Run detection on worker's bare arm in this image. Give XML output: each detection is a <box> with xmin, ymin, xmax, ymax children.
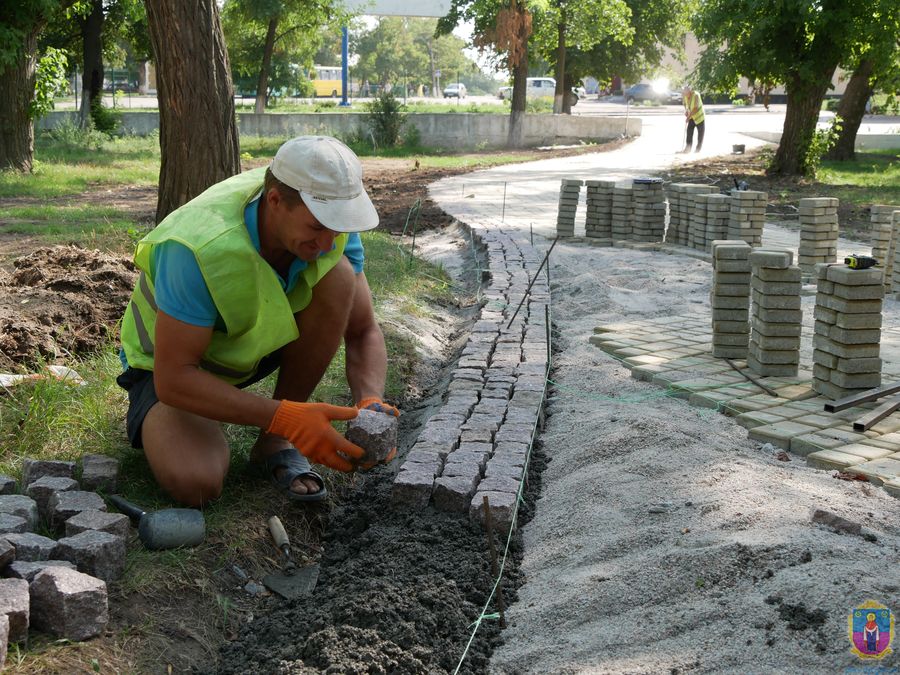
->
<box><xmin>153</xmin><ymin>311</ymin><xmax>280</xmax><ymax>429</ymax></box>
<box><xmin>344</xmin><ymin>272</ymin><xmax>387</xmax><ymax>404</ymax></box>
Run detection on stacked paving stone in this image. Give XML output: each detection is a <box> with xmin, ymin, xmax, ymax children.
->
<box><xmin>703</xmin><ymin>194</ymin><xmax>731</xmax><ymax>251</ymax></box>
<box><xmin>667</xmin><ymin>184</ymin><xmax>716</xmax><ymax>246</ymax></box>
<box><xmin>630</xmin><ymin>178</ymin><xmax>666</xmax><ymax>243</ymax></box>
<box><xmin>611</xmin><ymin>184</ymin><xmax>633</xmax><ymax>241</ymax></box>
<box><xmin>812</xmin><ymin>263</ymin><xmax>884</xmax><ymax>400</ymax></box>
<box><xmin>748</xmin><ymin>249</ymin><xmax>802</xmax><ymax>377</ymax></box>
<box><xmin>710</xmin><ymin>240</ymin><xmax>752</xmax><ymax>358</ymax></box>
<box><xmin>555</xmin><ymin>178</ymin><xmax>583</xmax><ymax>238</ymax></box>
<box><xmin>870</xmin><ymin>205</ymin><xmax>898</xmax><ymax>293</ymax></box>
<box><xmin>727</xmin><ymin>190</ymin><xmax>767</xmax><ymax>246</ymax></box>
<box><xmin>0</xmin><ymin>456</ymin><xmax>122</xmax><ymax>659</ymax></box>
<box><xmin>797</xmin><ymin>197</ymin><xmax>839</xmax><ymax>277</ymax></box>
<box><xmin>891</xmin><ymin>211</ymin><xmax>900</xmax><ymax>296</ymax></box>
<box><xmin>393</xmin><ymin>223</ymin><xmax>548</xmax><ymax>530</ymax></box>
<box><xmin>584</xmin><ymin>178</ymin><xmax>615</xmax><ymax>243</ymax></box>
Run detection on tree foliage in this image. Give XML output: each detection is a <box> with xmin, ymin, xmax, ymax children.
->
<box><xmin>565</xmin><ymin>0</ymin><xmax>690</xmax><ymax>89</ymax></box>
<box><xmin>530</xmin><ymin>0</ymin><xmax>631</xmax><ymax>112</ymax></box>
<box><xmin>222</xmin><ymin>0</ymin><xmax>345</xmax><ymax>109</ymax></box>
<box><xmin>693</xmin><ymin>0</ymin><xmax>900</xmax><ymax>175</ymax></box>
<box><xmin>353</xmin><ymin>17</ymin><xmax>478</xmax><ymax>93</ymax></box>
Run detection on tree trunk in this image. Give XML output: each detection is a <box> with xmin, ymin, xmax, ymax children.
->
<box><xmin>506</xmin><ymin>0</ymin><xmax>529</xmax><ymax>148</ymax></box>
<box><xmin>145</xmin><ymin>0</ymin><xmax>241</xmax><ymax>223</ymax></box>
<box><xmin>254</xmin><ymin>16</ymin><xmax>278</xmax><ymax>114</ymax></box>
<box><xmin>508</xmin><ymin>59</ymin><xmax>528</xmax><ymax>147</ymax></box>
<box><xmin>79</xmin><ymin>0</ymin><xmax>105</xmax><ymax>128</ymax></box>
<box><xmin>552</xmin><ymin>7</ymin><xmax>566</xmax><ymax>115</ymax></box>
<box><xmin>769</xmin><ymin>67</ymin><xmax>836</xmax><ymax>176</ymax></box>
<box><xmin>824</xmin><ymin>58</ymin><xmax>875</xmax><ymax>162</ymax></box>
<box><xmin>561</xmin><ymin>72</ymin><xmax>574</xmax><ymax>115</ymax></box>
<box><xmin>0</xmin><ymin>28</ymin><xmax>40</xmax><ymax>172</ymax></box>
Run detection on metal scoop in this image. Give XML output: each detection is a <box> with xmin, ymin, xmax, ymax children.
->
<box><xmin>262</xmin><ymin>515</ymin><xmax>319</xmax><ymax>600</ymax></box>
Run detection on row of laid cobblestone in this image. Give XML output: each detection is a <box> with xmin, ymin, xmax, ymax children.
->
<box><xmin>392</xmin><ymin>220</ymin><xmax>549</xmax><ymax>529</ymax></box>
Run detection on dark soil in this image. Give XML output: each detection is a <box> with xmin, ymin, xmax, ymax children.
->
<box><xmin>0</xmin><ymin>245</ymin><xmax>136</xmax><ymax>370</ymax></box>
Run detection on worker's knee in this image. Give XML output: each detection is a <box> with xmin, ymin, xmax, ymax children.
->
<box><xmin>158</xmin><ymin>466</ymin><xmax>226</xmax><ymax>508</ymax></box>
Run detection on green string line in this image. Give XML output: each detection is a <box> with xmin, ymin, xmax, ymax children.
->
<box><xmin>454</xmin><ymin>305</ymin><xmax>553</xmax><ymax>674</ymax></box>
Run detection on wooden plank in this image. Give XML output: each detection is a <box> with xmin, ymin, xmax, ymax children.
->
<box><xmin>852</xmin><ymin>395</ymin><xmax>900</xmax><ymax>432</ymax></box>
<box><xmin>823</xmin><ymin>381</ymin><xmax>900</xmax><ymax>413</ymax></box>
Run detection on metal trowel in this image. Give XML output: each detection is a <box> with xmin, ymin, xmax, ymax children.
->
<box><xmin>262</xmin><ymin>515</ymin><xmax>319</xmax><ymax>600</ymax></box>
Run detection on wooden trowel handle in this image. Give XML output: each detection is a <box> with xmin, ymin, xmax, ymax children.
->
<box><xmin>268</xmin><ymin>516</ymin><xmax>290</xmax><ymax>550</ymax></box>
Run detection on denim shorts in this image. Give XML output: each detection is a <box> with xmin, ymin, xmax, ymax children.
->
<box><xmin>116</xmin><ymin>351</ymin><xmax>282</xmax><ymax>449</ymax></box>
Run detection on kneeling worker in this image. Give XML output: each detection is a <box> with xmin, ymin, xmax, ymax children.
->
<box><xmin>117</xmin><ymin>136</ymin><xmax>398</xmax><ymax>507</ymax></box>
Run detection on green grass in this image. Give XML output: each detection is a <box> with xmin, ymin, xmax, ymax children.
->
<box><xmin>0</xmin><ymin>132</ymin><xmax>160</xmax><ymax>198</ymax></box>
<box><xmin>0</xmin><ymin>203</ymin><xmax>149</xmax><ymax>250</ymax></box>
<box><xmin>816</xmin><ymin>150</ymin><xmax>900</xmax><ymax>206</ymax></box>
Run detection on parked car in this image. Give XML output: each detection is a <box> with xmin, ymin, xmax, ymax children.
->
<box><xmin>498</xmin><ymin>78</ymin><xmax>582</xmax><ymax>105</ymax></box>
<box><xmin>624</xmin><ymin>83</ymin><xmax>679</xmax><ymax>104</ymax></box>
<box><xmin>443</xmin><ymin>83</ymin><xmax>467</xmax><ymax>98</ymax></box>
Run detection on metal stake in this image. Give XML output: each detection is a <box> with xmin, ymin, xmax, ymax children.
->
<box><xmin>482</xmin><ymin>496</ymin><xmax>506</xmax><ymax>628</ymax></box>
<box><xmin>530</xmin><ymin>223</ymin><xmax>533</xmax><ymax>245</ymax></box>
<box><xmin>506</xmin><ymin>238</ymin><xmax>558</xmax><ymax>330</ymax></box>
<box><xmin>501</xmin><ymin>181</ymin><xmax>508</xmax><ymax>222</ymax></box>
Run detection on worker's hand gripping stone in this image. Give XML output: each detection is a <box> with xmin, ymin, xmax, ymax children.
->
<box><xmin>347</xmin><ymin>399</ymin><xmax>400</xmax><ymax>469</ymax></box>
<box><xmin>267</xmin><ymin>401</ymin><xmax>365</xmax><ymax>472</ymax></box>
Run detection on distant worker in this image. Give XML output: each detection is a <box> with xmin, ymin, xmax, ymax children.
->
<box><xmin>681</xmin><ymin>84</ymin><xmax>705</xmax><ymax>153</ymax></box>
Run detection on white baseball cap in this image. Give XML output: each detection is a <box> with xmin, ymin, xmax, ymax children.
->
<box><xmin>270</xmin><ymin>136</ymin><xmax>379</xmax><ymax>233</ymax></box>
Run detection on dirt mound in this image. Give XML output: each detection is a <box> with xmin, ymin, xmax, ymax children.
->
<box><xmin>0</xmin><ymin>245</ymin><xmax>136</xmax><ymax>369</ymax></box>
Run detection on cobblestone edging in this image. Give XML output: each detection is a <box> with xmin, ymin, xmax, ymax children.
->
<box><xmin>391</xmin><ymin>219</ymin><xmax>550</xmax><ymax>529</ymax></box>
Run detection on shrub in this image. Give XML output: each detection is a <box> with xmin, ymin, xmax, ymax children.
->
<box><xmin>365</xmin><ymin>91</ymin><xmax>406</xmax><ymax>148</ymax></box>
<box><xmin>90</xmin><ymin>99</ymin><xmax>121</xmax><ymax>134</ymax></box>
<box><xmin>801</xmin><ymin>115</ymin><xmax>843</xmax><ymax>178</ymax></box>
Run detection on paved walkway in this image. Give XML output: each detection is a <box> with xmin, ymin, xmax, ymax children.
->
<box><xmin>428</xmin><ymin>126</ymin><xmax>900</xmax><ymax>497</ymax></box>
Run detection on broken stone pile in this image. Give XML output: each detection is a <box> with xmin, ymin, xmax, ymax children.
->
<box><xmin>710</xmin><ymin>240</ymin><xmax>752</xmax><ymax>359</ymax></box>
<box><xmin>797</xmin><ymin>197</ymin><xmax>839</xmax><ymax>277</ymax></box>
<box><xmin>611</xmin><ymin>184</ymin><xmax>633</xmax><ymax>241</ymax></box>
<box><xmin>555</xmin><ymin>178</ymin><xmax>583</xmax><ymax>238</ymax></box>
<box><xmin>392</xmin><ymin>222</ymin><xmax>547</xmax><ymax>531</ymax></box>
<box><xmin>813</xmin><ymin>263</ymin><xmax>884</xmax><ymax>400</ymax></box>
<box><xmin>727</xmin><ymin>189</ymin><xmax>767</xmax><ymax>246</ymax></box>
<box><xmin>870</xmin><ymin>205</ymin><xmax>899</xmax><ymax>294</ymax></box>
<box><xmin>0</xmin><ymin>455</ymin><xmax>123</xmax><ymax>662</ymax></box>
<box><xmin>584</xmin><ymin>178</ymin><xmax>615</xmax><ymax>244</ymax></box>
<box><xmin>748</xmin><ymin>249</ymin><xmax>802</xmax><ymax>377</ymax></box>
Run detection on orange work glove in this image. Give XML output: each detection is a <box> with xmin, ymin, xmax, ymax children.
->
<box><xmin>267</xmin><ymin>401</ymin><xmax>365</xmax><ymax>472</ymax></box>
<box><xmin>357</xmin><ymin>396</ymin><xmax>400</xmax><ymax>418</ymax></box>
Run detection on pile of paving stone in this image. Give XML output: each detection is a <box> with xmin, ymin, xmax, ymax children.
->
<box><xmin>630</xmin><ymin>178</ymin><xmax>666</xmax><ymax>243</ymax></box>
<box><xmin>870</xmin><ymin>205</ymin><xmax>899</xmax><ymax>294</ymax></box>
<box><xmin>812</xmin><ymin>263</ymin><xmax>884</xmax><ymax>400</ymax></box>
<box><xmin>727</xmin><ymin>189</ymin><xmax>767</xmax><ymax>246</ymax></box>
<box><xmin>797</xmin><ymin>197</ymin><xmax>839</xmax><ymax>277</ymax></box>
<box><xmin>0</xmin><ymin>455</ymin><xmax>123</xmax><ymax>664</ymax></box>
<box><xmin>691</xmin><ymin>193</ymin><xmax>730</xmax><ymax>252</ymax></box>
<box><xmin>611</xmin><ymin>184</ymin><xmax>633</xmax><ymax>241</ymax></box>
<box><xmin>392</xmin><ymin>221</ymin><xmax>548</xmax><ymax>530</ymax></box>
<box><xmin>555</xmin><ymin>179</ymin><xmax>583</xmax><ymax>238</ymax></box>
<box><xmin>667</xmin><ymin>183</ymin><xmax>715</xmax><ymax>247</ymax></box>
<box><xmin>710</xmin><ymin>240</ymin><xmax>752</xmax><ymax>359</ymax></box>
<box><xmin>584</xmin><ymin>179</ymin><xmax>615</xmax><ymax>244</ymax></box>
<box><xmin>748</xmin><ymin>249</ymin><xmax>803</xmax><ymax>377</ymax></box>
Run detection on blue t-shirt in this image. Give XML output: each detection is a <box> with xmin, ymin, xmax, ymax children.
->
<box><xmin>121</xmin><ymin>196</ymin><xmax>364</xmax><ymax>366</ymax></box>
